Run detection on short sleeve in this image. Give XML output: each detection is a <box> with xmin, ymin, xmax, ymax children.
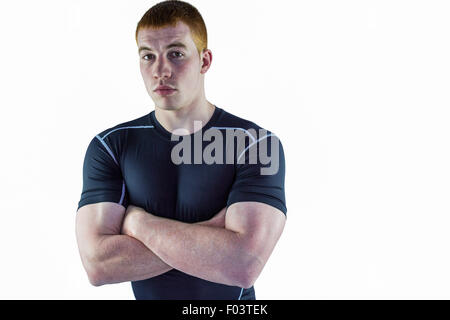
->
<box><xmin>226</xmin><ymin>134</ymin><xmax>287</xmax><ymax>215</ymax></box>
<box><xmin>77</xmin><ymin>136</ymin><xmax>128</xmax><ymax>211</ymax></box>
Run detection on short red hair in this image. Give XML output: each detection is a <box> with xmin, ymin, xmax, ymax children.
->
<box><xmin>135</xmin><ymin>0</ymin><xmax>208</xmax><ymax>57</ymax></box>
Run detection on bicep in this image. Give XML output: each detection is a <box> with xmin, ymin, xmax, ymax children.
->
<box><xmin>75</xmin><ymin>202</ymin><xmax>126</xmax><ymax>259</ymax></box>
<box><xmin>77</xmin><ymin>136</ymin><xmax>128</xmax><ymax>210</ymax></box>
<box><xmin>225</xmin><ymin>201</ymin><xmax>286</xmax><ymax>261</ymax></box>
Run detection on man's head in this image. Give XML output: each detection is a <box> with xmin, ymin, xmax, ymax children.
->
<box><xmin>135</xmin><ymin>0</ymin><xmax>212</xmax><ymax>111</ymax></box>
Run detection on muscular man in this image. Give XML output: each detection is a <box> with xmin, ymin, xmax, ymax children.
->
<box><xmin>75</xmin><ymin>0</ymin><xmax>287</xmax><ymax>300</ymax></box>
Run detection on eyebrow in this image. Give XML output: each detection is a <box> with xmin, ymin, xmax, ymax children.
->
<box><xmin>138</xmin><ymin>41</ymin><xmax>187</xmax><ymax>54</ymax></box>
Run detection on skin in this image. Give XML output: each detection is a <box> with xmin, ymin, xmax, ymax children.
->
<box><xmin>122</xmin><ymin>202</ymin><xmax>286</xmax><ymax>288</ymax></box>
<box><xmin>76</xmin><ymin>21</ymin><xmax>286</xmax><ymax>289</ymax></box>
<box><xmin>137</xmin><ymin>21</ymin><xmax>215</xmax><ymax>134</ymax></box>
<box><xmin>75</xmin><ymin>202</ymin><xmax>225</xmax><ymax>286</ymax></box>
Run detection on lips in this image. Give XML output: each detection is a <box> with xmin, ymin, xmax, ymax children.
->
<box><xmin>154</xmin><ymin>85</ymin><xmax>175</xmax><ymax>91</ymax></box>
<box><xmin>154</xmin><ymin>85</ymin><xmax>177</xmax><ymax>96</ymax></box>
<box><xmin>155</xmin><ymin>88</ymin><xmax>177</xmax><ymax>96</ymax></box>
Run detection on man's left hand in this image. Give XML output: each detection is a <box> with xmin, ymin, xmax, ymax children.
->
<box><xmin>121</xmin><ymin>205</ymin><xmax>147</xmax><ymax>237</ymax></box>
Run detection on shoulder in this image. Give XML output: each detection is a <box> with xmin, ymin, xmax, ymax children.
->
<box><xmin>95</xmin><ymin>113</ymin><xmax>152</xmax><ymax>141</ymax></box>
<box><xmin>215</xmin><ymin>107</ymin><xmax>283</xmax><ymax>146</ymax></box>
<box><xmin>84</xmin><ymin>113</ymin><xmax>153</xmax><ymax>157</ymax></box>
<box><xmin>216</xmin><ymin>107</ymin><xmax>262</xmax><ymax>130</ymax></box>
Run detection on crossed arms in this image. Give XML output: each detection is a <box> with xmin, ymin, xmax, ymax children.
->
<box><xmin>75</xmin><ymin>201</ymin><xmax>286</xmax><ymax>288</ymax></box>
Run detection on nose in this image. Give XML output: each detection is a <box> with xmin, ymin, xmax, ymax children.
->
<box><xmin>153</xmin><ymin>56</ymin><xmax>172</xmax><ymax>80</ymax></box>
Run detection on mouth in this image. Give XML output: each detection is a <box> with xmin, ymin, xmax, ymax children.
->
<box><xmin>155</xmin><ymin>89</ymin><xmax>177</xmax><ymax>96</ymax></box>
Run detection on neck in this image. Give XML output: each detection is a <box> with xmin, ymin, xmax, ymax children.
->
<box><xmin>154</xmin><ymin>100</ymin><xmax>216</xmax><ymax>135</ymax></box>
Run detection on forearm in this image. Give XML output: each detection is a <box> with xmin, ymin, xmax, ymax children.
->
<box><xmin>131</xmin><ymin>216</ymin><xmax>257</xmax><ymax>287</ymax></box>
<box><xmin>88</xmin><ymin>234</ymin><xmax>172</xmax><ymax>286</ymax></box>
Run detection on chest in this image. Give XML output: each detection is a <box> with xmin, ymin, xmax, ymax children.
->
<box><xmin>121</xmin><ymin>137</ymin><xmax>235</xmax><ymax>222</ymax></box>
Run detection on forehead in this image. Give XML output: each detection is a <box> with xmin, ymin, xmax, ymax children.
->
<box><xmin>137</xmin><ymin>21</ymin><xmax>194</xmax><ymax>48</ymax></box>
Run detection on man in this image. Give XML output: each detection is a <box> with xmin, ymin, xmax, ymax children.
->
<box><xmin>76</xmin><ymin>0</ymin><xmax>287</xmax><ymax>300</ymax></box>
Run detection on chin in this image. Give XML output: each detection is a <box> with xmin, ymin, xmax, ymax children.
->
<box><xmin>155</xmin><ymin>103</ymin><xmax>181</xmax><ymax>111</ymax></box>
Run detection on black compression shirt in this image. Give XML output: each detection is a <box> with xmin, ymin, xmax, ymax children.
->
<box><xmin>77</xmin><ymin>105</ymin><xmax>287</xmax><ymax>300</ymax></box>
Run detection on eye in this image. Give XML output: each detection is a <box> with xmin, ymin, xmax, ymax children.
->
<box><xmin>170</xmin><ymin>51</ymin><xmax>184</xmax><ymax>58</ymax></box>
<box><xmin>141</xmin><ymin>51</ymin><xmax>184</xmax><ymax>61</ymax></box>
<box><xmin>142</xmin><ymin>54</ymin><xmax>154</xmax><ymax>61</ymax></box>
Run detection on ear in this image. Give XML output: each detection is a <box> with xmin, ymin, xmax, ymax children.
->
<box><xmin>200</xmin><ymin>49</ymin><xmax>213</xmax><ymax>74</ymax></box>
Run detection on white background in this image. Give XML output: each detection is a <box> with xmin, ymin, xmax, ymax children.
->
<box><xmin>0</xmin><ymin>0</ymin><xmax>449</xmax><ymax>299</ymax></box>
